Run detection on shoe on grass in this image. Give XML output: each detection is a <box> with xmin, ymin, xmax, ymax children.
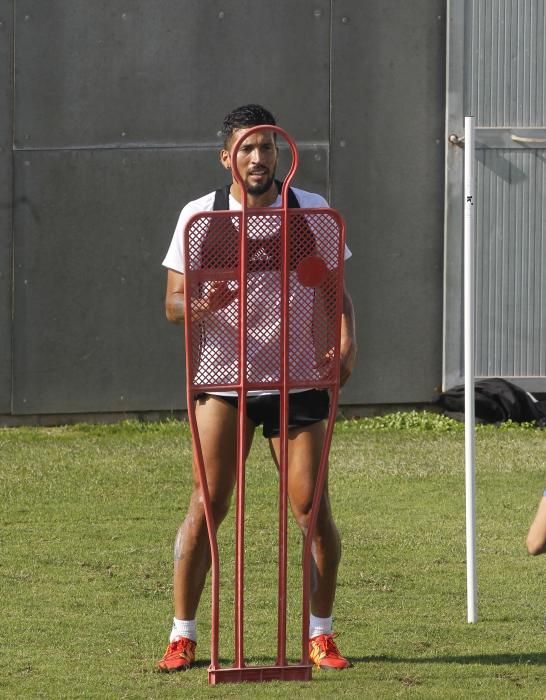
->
<box><xmin>156</xmin><ymin>636</ymin><xmax>196</xmax><ymax>672</ymax></box>
<box><xmin>309</xmin><ymin>632</ymin><xmax>351</xmax><ymax>670</ymax></box>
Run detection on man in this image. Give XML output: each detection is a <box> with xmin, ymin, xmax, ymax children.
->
<box><xmin>158</xmin><ymin>104</ymin><xmax>357</xmax><ymax>672</ymax></box>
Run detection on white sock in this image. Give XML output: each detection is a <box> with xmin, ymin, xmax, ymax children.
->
<box><xmin>309</xmin><ymin>614</ymin><xmax>333</xmax><ymax>639</ymax></box>
<box><xmin>170</xmin><ymin>617</ymin><xmax>197</xmax><ymax>643</ymax></box>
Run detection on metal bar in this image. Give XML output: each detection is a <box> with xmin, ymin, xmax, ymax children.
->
<box><xmin>274</xmin><ymin>137</ymin><xmax>299</xmax><ymax>667</ymax></box>
<box><xmin>186</xmin><ymin>398</ymin><xmax>221</xmax><ymax>667</ymax></box>
<box><xmin>12</xmin><ymin>140</ymin><xmax>330</xmax><ymax>153</ymax></box>
<box><xmin>184</xmin><ymin>379</ymin><xmax>338</xmax><ymax>393</ymax></box>
<box><xmin>464</xmin><ymin>115</ymin><xmax>478</xmax><ymax>624</ymax></box>
<box><xmin>300</xmin><ymin>223</ymin><xmax>346</xmax><ymax>660</ymax></box>
<box><xmin>234</xmin><ymin>393</ymin><xmax>247</xmax><ymax>668</ymax></box>
<box><xmin>448</xmin><ymin>129</ymin><xmax>546</xmax><ymax>149</ymax></box>
<box><xmin>183</xmin><ymin>273</ymin><xmax>221</xmax><ymax>669</ymax></box>
<box><xmin>276</xmin><ymin>186</ymin><xmax>290</xmax><ymax>667</ymax></box>
<box><xmin>511</xmin><ymin>134</ymin><xmax>546</xmax><ymax>144</ymax></box>
<box><xmin>301</xmin><ymin>384</ymin><xmax>339</xmax><ymax>659</ymax></box>
<box><xmin>233</xmin><ymin>160</ymin><xmax>249</xmax><ymax>671</ymax></box>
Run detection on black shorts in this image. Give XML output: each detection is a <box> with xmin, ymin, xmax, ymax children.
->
<box><xmin>196</xmin><ymin>389</ymin><xmax>330</xmax><ymax>438</ymax></box>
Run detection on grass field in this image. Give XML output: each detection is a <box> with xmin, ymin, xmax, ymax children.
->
<box><xmin>1</xmin><ymin>413</ymin><xmax>544</xmax><ymax>699</ymax></box>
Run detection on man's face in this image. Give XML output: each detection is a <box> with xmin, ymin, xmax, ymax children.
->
<box><xmin>224</xmin><ymin>128</ymin><xmax>278</xmax><ymax>196</ymax></box>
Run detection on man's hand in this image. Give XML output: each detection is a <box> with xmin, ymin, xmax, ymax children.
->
<box><xmin>315</xmin><ymin>340</ymin><xmax>356</xmax><ymax>386</ymax></box>
<box><xmin>166</xmin><ymin>270</ymin><xmax>238</xmax><ymax>324</ymax></box>
<box><xmin>191</xmin><ymin>281</ymin><xmax>238</xmax><ymax>321</ymax></box>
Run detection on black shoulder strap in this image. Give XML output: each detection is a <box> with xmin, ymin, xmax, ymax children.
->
<box><xmin>213</xmin><ymin>184</ymin><xmax>231</xmax><ymax>211</ymax></box>
<box><xmin>281</xmin><ymin>180</ymin><xmax>301</xmax><ymax>209</ymax></box>
<box><xmin>212</xmin><ymin>180</ymin><xmax>300</xmax><ymax>211</ymax></box>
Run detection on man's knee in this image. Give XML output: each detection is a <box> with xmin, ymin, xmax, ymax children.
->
<box><xmin>291</xmin><ymin>497</ymin><xmax>316</xmax><ymax>532</ymax></box>
<box><xmin>209</xmin><ymin>492</ymin><xmax>232</xmax><ymax>524</ymax></box>
<box><xmin>292</xmin><ymin>500</ymin><xmax>338</xmax><ymax>541</ymax></box>
<box><xmin>188</xmin><ymin>487</ymin><xmax>232</xmax><ymax>528</ymax></box>
<box><xmin>290</xmin><ymin>488</ymin><xmax>329</xmax><ymax>525</ymax></box>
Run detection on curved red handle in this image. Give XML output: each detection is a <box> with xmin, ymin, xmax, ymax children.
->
<box><xmin>229</xmin><ymin>124</ymin><xmax>299</xmax><ymax>209</ymax></box>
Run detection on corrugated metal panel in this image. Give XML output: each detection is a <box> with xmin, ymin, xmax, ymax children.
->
<box><xmin>475</xmin><ymin>148</ymin><xmax>546</xmax><ymax>377</ymax></box>
<box><xmin>445</xmin><ymin>0</ymin><xmax>546</xmax><ymax>389</ymax></box>
<box><xmin>466</xmin><ymin>0</ymin><xmax>546</xmax><ymax>126</ymax></box>
<box><xmin>469</xmin><ymin>0</ymin><xmax>546</xmax><ymax>381</ymax></box>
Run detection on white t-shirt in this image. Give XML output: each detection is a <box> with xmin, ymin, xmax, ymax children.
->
<box><xmin>163</xmin><ymin>187</ymin><xmax>351</xmax><ymax>395</ymax></box>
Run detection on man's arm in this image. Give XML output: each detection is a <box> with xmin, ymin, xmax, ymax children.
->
<box><xmin>164</xmin><ymin>269</ymin><xmax>238</xmax><ymax>324</ymax></box>
<box><xmin>339</xmin><ymin>282</ymin><xmax>357</xmax><ymax>387</ymax></box>
<box><xmin>165</xmin><ymin>269</ymin><xmax>186</xmax><ymax>324</ymax></box>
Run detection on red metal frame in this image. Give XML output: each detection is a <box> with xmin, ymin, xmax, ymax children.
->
<box><xmin>183</xmin><ymin>125</ymin><xmax>346</xmax><ymax>684</ymax></box>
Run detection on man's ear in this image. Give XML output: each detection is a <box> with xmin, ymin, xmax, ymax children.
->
<box><xmin>219</xmin><ymin>149</ymin><xmax>231</xmax><ymax>170</ymax></box>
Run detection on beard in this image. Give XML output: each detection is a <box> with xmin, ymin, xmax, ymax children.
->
<box><xmin>245</xmin><ymin>171</ymin><xmax>276</xmax><ymax>196</ymax></box>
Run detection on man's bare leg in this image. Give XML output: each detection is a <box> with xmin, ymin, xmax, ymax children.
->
<box><xmin>269</xmin><ymin>420</ymin><xmax>351</xmax><ymax>670</ymax></box>
<box><xmin>173</xmin><ymin>395</ymin><xmax>255</xmax><ymax>619</ymax></box>
<box><xmin>269</xmin><ymin>420</ymin><xmax>341</xmax><ymax>617</ymax></box>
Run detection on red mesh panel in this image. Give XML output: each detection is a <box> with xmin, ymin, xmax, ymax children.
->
<box><xmin>288</xmin><ymin>212</ymin><xmax>341</xmax><ymax>385</ymax></box>
<box><xmin>185</xmin><ymin>209</ymin><xmax>343</xmax><ymax>390</ymax></box>
<box><xmin>185</xmin><ymin>213</ymin><xmax>241</xmax><ymax>387</ymax></box>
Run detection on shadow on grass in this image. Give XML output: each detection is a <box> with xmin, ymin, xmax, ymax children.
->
<box><xmin>355</xmin><ymin>653</ymin><xmax>546</xmax><ymax>666</ymax></box>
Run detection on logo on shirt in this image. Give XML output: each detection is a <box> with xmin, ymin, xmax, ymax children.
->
<box><xmin>249</xmin><ymin>246</ymin><xmax>271</xmax><ymax>264</ymax></box>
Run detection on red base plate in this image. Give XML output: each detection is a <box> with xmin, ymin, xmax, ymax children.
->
<box><xmin>208</xmin><ymin>663</ymin><xmax>313</xmax><ymax>684</ymax></box>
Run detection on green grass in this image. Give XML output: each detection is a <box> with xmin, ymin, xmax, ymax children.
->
<box><xmin>0</xmin><ymin>414</ymin><xmax>544</xmax><ymax>698</ymax></box>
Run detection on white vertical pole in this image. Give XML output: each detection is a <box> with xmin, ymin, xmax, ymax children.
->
<box><xmin>464</xmin><ymin>115</ymin><xmax>478</xmax><ymax>623</ymax></box>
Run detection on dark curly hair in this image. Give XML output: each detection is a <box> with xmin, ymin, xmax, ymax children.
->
<box><xmin>221</xmin><ymin>104</ymin><xmax>276</xmax><ymax>147</ymax></box>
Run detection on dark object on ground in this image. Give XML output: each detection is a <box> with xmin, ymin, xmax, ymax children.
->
<box><xmin>435</xmin><ymin>378</ymin><xmax>546</xmax><ymax>426</ymax></box>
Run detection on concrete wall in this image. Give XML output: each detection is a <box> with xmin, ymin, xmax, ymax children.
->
<box><xmin>0</xmin><ymin>1</ymin><xmax>447</xmax><ymax>422</ymax></box>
